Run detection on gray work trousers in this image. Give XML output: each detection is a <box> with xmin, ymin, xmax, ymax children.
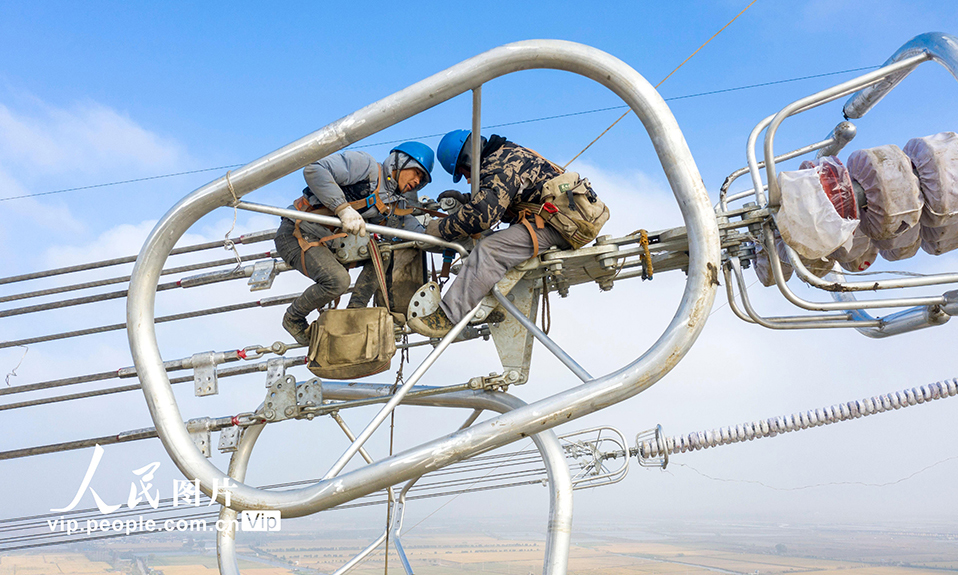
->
<box><xmin>440</xmin><ymin>223</ymin><xmax>569</xmax><ymax>323</ymax></box>
<box><xmin>274</xmin><ymin>219</ymin><xmax>379</xmax><ymax>319</ymax></box>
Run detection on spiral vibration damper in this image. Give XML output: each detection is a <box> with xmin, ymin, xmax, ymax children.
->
<box><xmin>638</xmin><ymin>379</ymin><xmax>958</xmax><ymax>461</ymax></box>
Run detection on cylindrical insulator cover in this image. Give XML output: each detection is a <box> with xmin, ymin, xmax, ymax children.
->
<box><xmin>919</xmin><ymin>222</ymin><xmax>958</xmax><ymax>242</ymax></box>
<box><xmin>903</xmin><ymin>132</ymin><xmax>958</xmax><ymax>228</ymax></box>
<box><xmin>847</xmin><ymin>145</ymin><xmax>923</xmax><ymax>240</ymax></box>
<box><xmin>834</xmin><ymin>228</ymin><xmax>879</xmax><ymax>272</ymax></box>
<box><xmin>754</xmin><ymin>234</ymin><xmax>794</xmax><ymax>287</ymax></box>
<box><xmin>775</xmin><ymin>157</ymin><xmax>860</xmax><ymax>259</ymax></box>
<box><xmin>831</xmin><ymin>227</ymin><xmax>870</xmax><ymax>261</ymax></box>
<box><xmin>920</xmin><ymin>222</ymin><xmax>958</xmax><ymax>255</ymax></box>
<box><xmin>877</xmin><ymin>223</ymin><xmax>921</xmax><ymax>262</ymax></box>
<box><xmin>800</xmin><ymin>156</ymin><xmax>859</xmax><ymax>219</ymax></box>
<box><xmin>799</xmin><ymin>254</ymin><xmax>837</xmax><ymax>278</ymax></box>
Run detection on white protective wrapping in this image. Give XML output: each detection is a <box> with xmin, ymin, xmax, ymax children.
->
<box><xmin>920</xmin><ymin>222</ymin><xmax>958</xmax><ymax>242</ymax></box>
<box><xmin>903</xmin><ymin>132</ymin><xmax>958</xmax><ymax>228</ymax></box>
<box><xmin>878</xmin><ymin>223</ymin><xmax>921</xmax><ymax>261</ymax></box>
<box><xmin>774</xmin><ymin>166</ymin><xmax>858</xmax><ymax>260</ymax></box>
<box><xmin>754</xmin><ymin>235</ymin><xmax>793</xmax><ymax>287</ymax></box>
<box><xmin>830</xmin><ymin>227</ymin><xmax>872</xmax><ymax>263</ymax></box>
<box><xmin>920</xmin><ymin>222</ymin><xmax>958</xmax><ymax>255</ymax></box>
<box><xmin>874</xmin><ymin>223</ymin><xmax>919</xmax><ymax>250</ymax></box>
<box><xmin>799</xmin><ymin>254</ymin><xmax>837</xmax><ymax>278</ymax></box>
<box><xmin>847</xmin><ymin>145</ymin><xmax>923</xmax><ymax>240</ymax></box>
<box><xmin>839</xmin><ymin>240</ymin><xmax>878</xmax><ymax>273</ymax></box>
<box><xmin>922</xmin><ymin>234</ymin><xmax>958</xmax><ymax>256</ymax></box>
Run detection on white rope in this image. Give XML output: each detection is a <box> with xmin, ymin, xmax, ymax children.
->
<box><xmin>223</xmin><ymin>171</ymin><xmax>243</xmax><ymax>270</ymax></box>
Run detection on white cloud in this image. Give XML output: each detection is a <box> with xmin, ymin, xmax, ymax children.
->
<box><xmin>44</xmin><ymin>220</ymin><xmax>159</xmax><ymax>268</ymax></box>
<box><xmin>0</xmin><ymin>94</ymin><xmax>191</xmax><ymax>268</ymax></box>
<box><xmin>0</xmin><ymin>100</ymin><xmax>184</xmax><ymax>175</ymax></box>
<box><xmin>0</xmin><ymin>185</ymin><xmax>86</xmax><ymax>238</ymax></box>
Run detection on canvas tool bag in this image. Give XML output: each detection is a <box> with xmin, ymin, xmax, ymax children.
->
<box><xmin>306</xmin><ymin>238</ymin><xmax>396</xmax><ymax>380</ymax></box>
<box><xmin>307</xmin><ymin>307</ymin><xmax>396</xmax><ymax>380</ymax></box>
<box><xmin>517</xmin><ymin>171</ymin><xmax>610</xmax><ymax>250</ymax></box>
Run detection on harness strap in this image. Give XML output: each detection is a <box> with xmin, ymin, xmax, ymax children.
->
<box><xmin>295</xmin><ymin>166</ymin><xmax>386</xmax><ymax>217</ymax></box>
<box><xmin>367</xmin><ymin>237</ymin><xmax>391</xmax><ymax>312</ymax></box>
<box><xmin>290</xmin><ymin>167</ymin><xmax>388</xmax><ymax>273</ymax></box>
<box><xmin>439</xmin><ymin>248</ymin><xmax>455</xmax><ymax>281</ymax></box>
<box><xmin>516</xmin><ymin>208</ymin><xmax>544</xmax><ymax>257</ymax></box>
<box><xmin>291</xmin><ymin>220</ymin><xmax>347</xmax><ymax>275</ymax></box>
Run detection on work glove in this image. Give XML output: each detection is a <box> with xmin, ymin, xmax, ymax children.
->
<box><xmin>335</xmin><ymin>204</ymin><xmax>367</xmax><ymax>237</ymax></box>
<box><xmin>437</xmin><ymin>189</ymin><xmax>471</xmax><ymax>205</ymax></box>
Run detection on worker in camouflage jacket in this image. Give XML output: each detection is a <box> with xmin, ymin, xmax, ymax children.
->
<box><xmin>275</xmin><ymin>142</ymin><xmax>434</xmax><ymax>345</ymax></box>
<box><xmin>409</xmin><ymin>130</ymin><xmax>582</xmax><ymax>337</ymax></box>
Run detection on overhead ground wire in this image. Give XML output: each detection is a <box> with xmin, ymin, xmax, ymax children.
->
<box><xmin>562</xmin><ymin>0</ymin><xmax>759</xmax><ymax>169</ymax></box>
<box><xmin>0</xmin><ymin>62</ymin><xmax>879</xmax><ymax>204</ymax></box>
<box><xmin>0</xmin><ymin>2</ymin><xmax>759</xmax><ymax>203</ymax></box>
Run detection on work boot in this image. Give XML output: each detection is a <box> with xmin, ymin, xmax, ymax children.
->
<box><xmin>408</xmin><ymin>307</ymin><xmax>454</xmax><ymax>338</ymax></box>
<box><xmin>282</xmin><ymin>309</ymin><xmax>311</xmax><ymax>346</ymax></box>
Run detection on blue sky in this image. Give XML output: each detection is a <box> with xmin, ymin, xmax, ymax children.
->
<box><xmin>2</xmin><ymin>0</ymin><xmax>958</xmax><ymax>551</ymax></box>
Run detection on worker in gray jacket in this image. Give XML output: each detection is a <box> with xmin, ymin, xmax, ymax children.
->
<box><xmin>275</xmin><ymin>142</ymin><xmax>434</xmax><ymax>344</ymax></box>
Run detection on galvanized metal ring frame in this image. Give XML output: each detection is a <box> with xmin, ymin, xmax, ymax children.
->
<box><xmin>215</xmin><ymin>388</ymin><xmax>573</xmax><ymax>575</ymax></box>
<box><xmin>719</xmin><ymin>32</ymin><xmax>958</xmax><ymax>336</ymax></box>
<box><xmin>126</xmin><ymin>39</ymin><xmax>721</xmax><ymax>573</ymax></box>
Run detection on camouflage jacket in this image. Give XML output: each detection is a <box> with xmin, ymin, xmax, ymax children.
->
<box><xmin>436</xmin><ymin>138</ymin><xmax>562</xmax><ymax>240</ymax></box>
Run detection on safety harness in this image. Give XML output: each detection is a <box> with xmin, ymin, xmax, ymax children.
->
<box><xmin>509</xmin><ymin>149</ymin><xmax>567</xmax><ymax>257</ymax></box>
<box><xmin>290</xmin><ymin>165</ymin><xmax>404</xmax><ymax>274</ymax></box>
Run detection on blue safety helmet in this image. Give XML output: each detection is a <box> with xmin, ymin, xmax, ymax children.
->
<box><xmin>390</xmin><ymin>141</ymin><xmax>434</xmax><ymax>184</ymax></box>
<box><xmin>438</xmin><ymin>129</ymin><xmax>486</xmax><ymax>183</ymax></box>
<box><xmin>437</xmin><ymin>130</ymin><xmax>471</xmax><ymax>182</ymax></box>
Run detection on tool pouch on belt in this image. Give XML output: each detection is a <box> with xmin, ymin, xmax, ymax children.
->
<box><xmin>538</xmin><ymin>172</ymin><xmax>610</xmax><ymax>249</ymax></box>
<box><xmin>306</xmin><ymin>307</ymin><xmax>396</xmax><ymax>380</ymax></box>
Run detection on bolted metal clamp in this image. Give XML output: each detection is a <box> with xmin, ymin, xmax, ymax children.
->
<box><xmin>262</xmin><ymin>358</ymin><xmax>298</xmax><ymax>421</ymax></box>
<box><xmin>295</xmin><ymin>378</ymin><xmax>324</xmax><ymax>420</ymax></box>
<box><xmin>468</xmin><ymin>369</ymin><xmax>525</xmax><ymax>392</ymax></box>
<box><xmin>248</xmin><ymin>259</ymin><xmax>280</xmax><ymax>291</ymax></box>
<box><xmin>218</xmin><ymin>426</ymin><xmax>243</xmax><ymax>453</ymax></box>
<box><xmin>191</xmin><ymin>351</ymin><xmax>220</xmax><ymax>397</ymax></box>
<box><xmin>297</xmin><ymin>377</ymin><xmax>323</xmax><ymax>409</ymax></box>
<box><xmin>186</xmin><ymin>418</ymin><xmax>213</xmax><ymax>458</ymax></box>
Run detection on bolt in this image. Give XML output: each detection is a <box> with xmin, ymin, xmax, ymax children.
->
<box><xmin>264</xmin><ymin>409</ymin><xmax>275</xmax><ymax>420</ymax></box>
<box><xmin>285</xmin><ymin>406</ymin><xmax>296</xmax><ymax>417</ymax></box>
